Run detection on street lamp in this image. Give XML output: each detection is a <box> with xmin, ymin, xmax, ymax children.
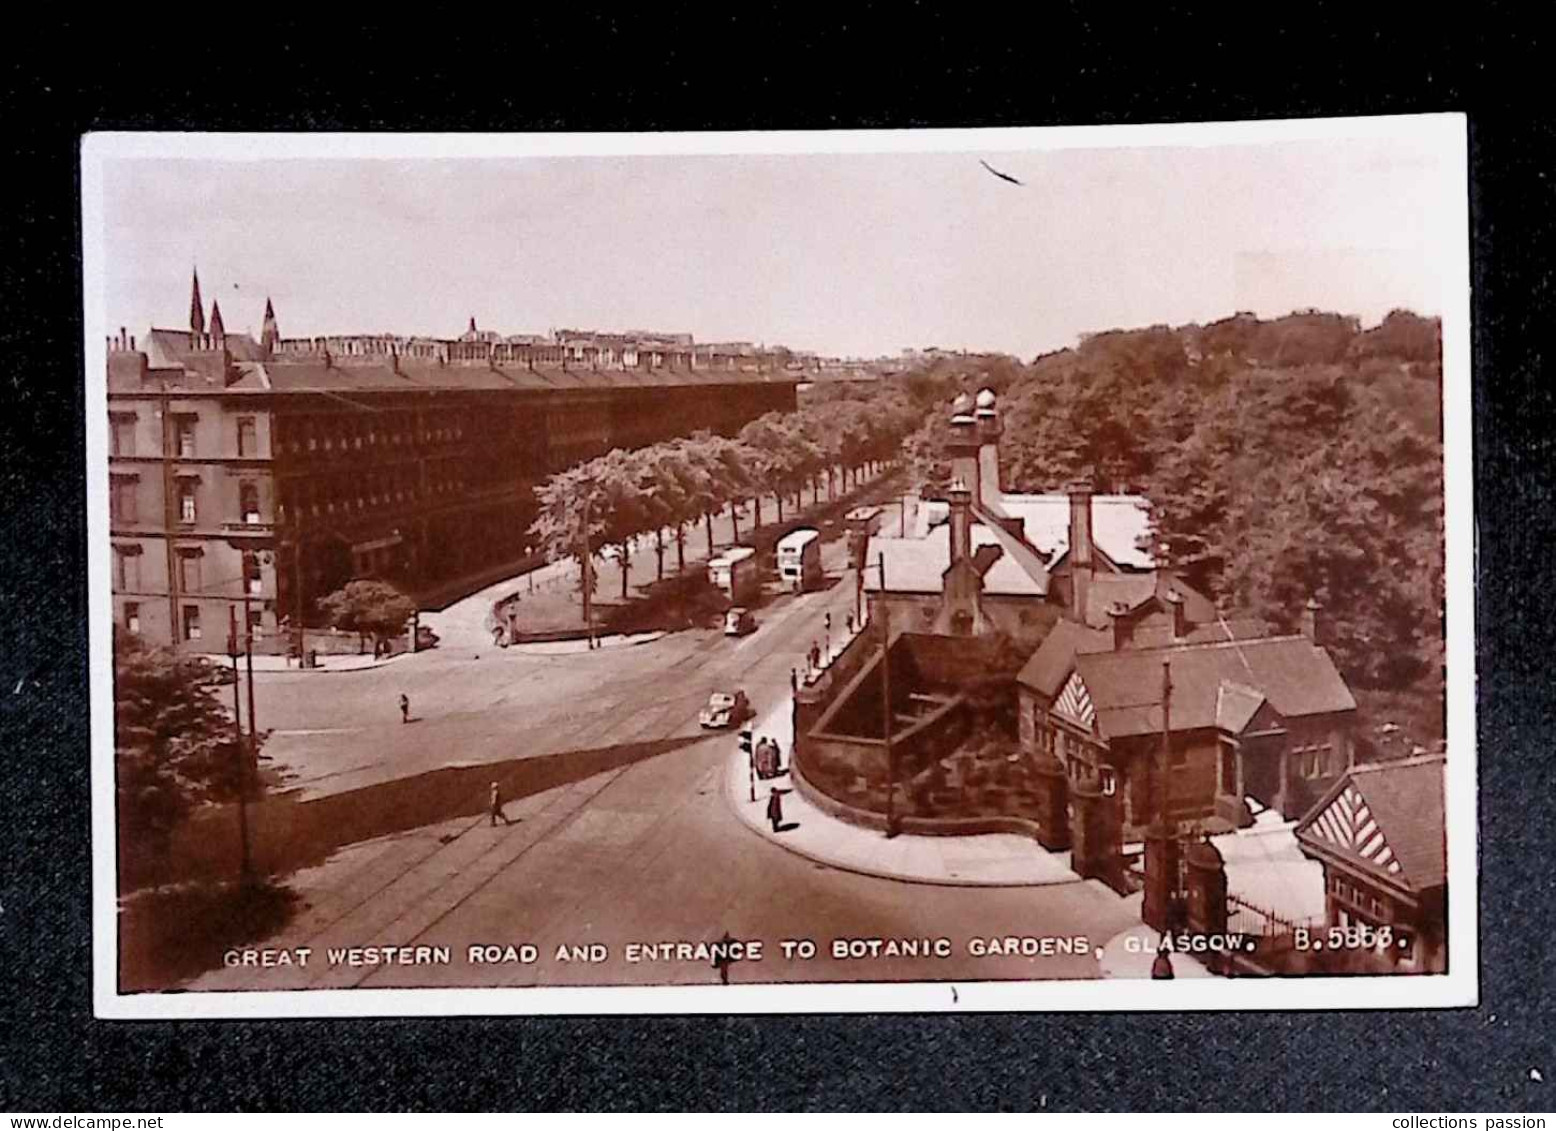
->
<box><xmin>226</xmin><ymin>607</ymin><xmax>253</xmax><ymax>882</ymax></box>
<box><xmin>857</xmin><ymin>552</ymin><xmax>897</xmax><ymax>838</ymax></box>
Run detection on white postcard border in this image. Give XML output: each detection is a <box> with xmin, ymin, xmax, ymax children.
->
<box><xmin>83</xmin><ymin>115</ymin><xmax>1477</xmax><ymax>1019</ymax></box>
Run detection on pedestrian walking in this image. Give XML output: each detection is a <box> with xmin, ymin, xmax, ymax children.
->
<box><xmin>766</xmin><ymin>786</ymin><xmax>784</xmax><ymax>833</ymax></box>
<box><xmin>489</xmin><ymin>781</ymin><xmax>512</xmax><ymax>827</ymax></box>
<box><xmin>398</xmin><ymin>693</ymin><xmax>410</xmax><ymax>724</ymax></box>
<box><xmin>808</xmin><ymin>640</ymin><xmax>822</xmax><ymax>672</ymax></box>
<box><xmin>713</xmin><ymin>931</ymin><xmax>736</xmax><ymax>986</ymax></box>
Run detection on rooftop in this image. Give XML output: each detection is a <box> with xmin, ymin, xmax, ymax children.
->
<box><xmin>1070</xmin><ymin>634</ymin><xmax>1356</xmax><ymax>739</ymax></box>
<box><xmin>1296</xmin><ymin>754</ymin><xmax>1446</xmax><ymax>892</ymax></box>
<box><xmin>914</xmin><ymin>493</ymin><xmax>1157</xmax><ymax>571</ymax></box>
<box><xmin>864</xmin><ymin>523</ymin><xmax>1050</xmax><ymax>598</ymax></box>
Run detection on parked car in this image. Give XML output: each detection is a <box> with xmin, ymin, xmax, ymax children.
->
<box><xmin>699</xmin><ymin>689</ymin><xmax>753</xmax><ymax>729</ymax></box>
<box><xmin>723</xmin><ymin>606</ymin><xmax>757</xmax><ymax>636</ymax></box>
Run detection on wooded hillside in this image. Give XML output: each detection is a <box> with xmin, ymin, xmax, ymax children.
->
<box><xmin>904</xmin><ymin>310</ymin><xmax>1445</xmax><ymax>735</ymax></box>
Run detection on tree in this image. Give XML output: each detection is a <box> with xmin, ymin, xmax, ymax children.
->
<box><xmin>115</xmin><ymin>637</ymin><xmax>257</xmax><ymax>859</ymax></box>
<box><xmin>317</xmin><ymin>579</ymin><xmax>417</xmax><ymax>652</ymax></box>
<box><xmin>531</xmin><ymin>463</ymin><xmax>604</xmax><ymax>608</ymax></box>
<box><xmin>590</xmin><ymin>447</ymin><xmax>652</xmax><ymax>598</ymax></box>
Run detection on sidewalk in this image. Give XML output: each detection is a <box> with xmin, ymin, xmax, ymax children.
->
<box><xmin>724</xmin><ymin>689</ymin><xmax>1080</xmax><ymax>888</ymax></box>
<box><xmin>1096</xmin><ymin>892</ymin><xmax>1212</xmax><ymax>979</ymax></box>
<box><xmin>199</xmin><ymin>650</ymin><xmax>412</xmax><ymax>674</ymax></box>
<box><xmin>422</xmin><ymin>464</ymin><xmax>901</xmax><ymax>651</ymax></box>
<box><xmin>502</xmin><ymin>631</ymin><xmax>666</xmax><ymax>656</ymax></box>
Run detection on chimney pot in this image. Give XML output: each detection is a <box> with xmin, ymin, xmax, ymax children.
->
<box><xmin>1301</xmin><ymin>596</ymin><xmax>1323</xmax><ymax>642</ymax></box>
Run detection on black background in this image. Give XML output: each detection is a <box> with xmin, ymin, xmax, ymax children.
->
<box><xmin>3</xmin><ymin>10</ymin><xmax>1552</xmax><ymax>1113</ymax></box>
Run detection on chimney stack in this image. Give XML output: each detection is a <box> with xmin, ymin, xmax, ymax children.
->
<box><xmin>947</xmin><ymin>477</ymin><xmax>973</xmax><ymax>566</ymax></box>
<box><xmin>1165</xmin><ymin>588</ymin><xmax>1187</xmax><ymax>641</ymax></box>
<box><xmin>1108</xmin><ymin>600</ymin><xmax>1133</xmax><ymax>651</ymax></box>
<box><xmin>947</xmin><ymin>392</ymin><xmax>981</xmax><ymax>502</ymax></box>
<box><xmin>974</xmin><ymin>388</ymin><xmax>1001</xmax><ymax>508</ymax></box>
<box><xmin>1068</xmin><ymin>481</ymin><xmax>1094</xmax><ymax>623</ymax></box>
<box><xmin>1301</xmin><ymin>596</ymin><xmax>1323</xmax><ymax>643</ymax></box>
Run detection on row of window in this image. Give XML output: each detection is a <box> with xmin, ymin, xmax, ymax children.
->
<box><xmin>274</xmin><ymin>414</ymin><xmax>468</xmax><ymax>458</ymax></box>
<box><xmin>278</xmin><ymin>467</ymin><xmax>468</xmax><ymax>520</ymax></box>
<box><xmin>108</xmin><ymin>477</ymin><xmax>262</xmax><ymax>526</ymax></box>
<box><xmin>1294</xmin><ymin>742</ymin><xmax>1337</xmax><ymax>780</ymax></box>
<box><xmin>112</xmin><ymin>546</ymin><xmax>263</xmax><ymax>597</ymax></box>
<box><xmin>120</xmin><ymin>601</ymin><xmax>265</xmax><ymax>643</ymax></box>
<box><xmin>1328</xmin><ymin>873</ymin><xmax>1390</xmax><ymax>921</ymax></box>
<box><xmin>109</xmin><ymin>412</ymin><xmax>259</xmax><ymax>459</ymax></box>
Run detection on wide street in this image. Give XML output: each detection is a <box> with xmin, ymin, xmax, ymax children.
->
<box><xmin>186</xmin><ymin>487</ymin><xmax>1142</xmax><ymax>992</ymax></box>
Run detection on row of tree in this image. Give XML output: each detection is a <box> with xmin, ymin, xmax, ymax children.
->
<box><xmin>529</xmin><ymin>382</ymin><xmax>928</xmax><ymax>598</ymax></box>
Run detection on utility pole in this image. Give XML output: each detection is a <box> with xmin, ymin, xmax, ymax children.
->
<box><xmin>580</xmin><ymin>488</ymin><xmax>596</xmax><ymax>650</ymax></box>
<box><xmin>227</xmin><ymin>606</ymin><xmax>252</xmax><ymax>881</ymax></box>
<box><xmin>242</xmin><ymin>574</ymin><xmax>259</xmax><ymax>810</ymax></box>
<box><xmin>1159</xmin><ymin>656</ymin><xmax>1173</xmax><ymax>832</ymax></box>
<box><xmin>292</xmin><ymin>515</ymin><xmax>306</xmax><ymax>667</ymax></box>
<box><xmin>879</xmin><ymin>561</ymin><xmax>895</xmax><ymax>839</ymax></box>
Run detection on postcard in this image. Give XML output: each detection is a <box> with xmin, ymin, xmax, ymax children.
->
<box><xmin>84</xmin><ymin>115</ymin><xmax>1475</xmax><ymax>1016</ymax></box>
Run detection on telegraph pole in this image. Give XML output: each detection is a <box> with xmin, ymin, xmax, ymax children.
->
<box><xmin>580</xmin><ymin>489</ymin><xmax>596</xmax><ymax>649</ymax></box>
<box><xmin>227</xmin><ymin>606</ymin><xmax>253</xmax><ymax>881</ymax></box>
<box><xmin>291</xmin><ymin>515</ymin><xmax>306</xmax><ymax>667</ymax></box>
<box><xmin>1159</xmin><ymin>656</ymin><xmax>1173</xmax><ymax>831</ymax></box>
<box><xmin>877</xmin><ymin>552</ymin><xmax>896</xmax><ymax>839</ymax></box>
<box><xmin>242</xmin><ymin>576</ymin><xmax>259</xmax><ymax>806</ymax></box>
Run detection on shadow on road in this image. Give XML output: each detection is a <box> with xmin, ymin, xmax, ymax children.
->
<box><xmin>129</xmin><ymin>733</ymin><xmax>709</xmax><ymax>893</ymax></box>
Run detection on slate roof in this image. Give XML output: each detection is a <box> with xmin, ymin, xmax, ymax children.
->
<box><xmin>864</xmin><ymin>524</ymin><xmax>1049</xmax><ymax>598</ymax></box>
<box><xmin>916</xmin><ymin>493</ymin><xmax>1156</xmax><ymax>570</ymax></box>
<box><xmin>1017</xmin><ymin>619</ymin><xmax>1113</xmax><ymax>697</ymax></box>
<box><xmin>1080</xmin><ymin>572</ymin><xmax>1220</xmax><ymax>630</ymax></box>
<box><xmin>1214</xmin><ymin>680</ymin><xmax>1267</xmax><ymax>734</ymax></box>
<box><xmin>1072</xmin><ymin>634</ymin><xmax>1356</xmax><ymax>740</ymax></box>
<box><xmin>143</xmin><ymin>327</ymin><xmax>266</xmax><ymax>368</ymax></box>
<box><xmin>1000</xmin><ymin>493</ymin><xmax>1157</xmax><ymax>570</ymax></box>
<box><xmin>1343</xmin><ymin>756</ymin><xmax>1447</xmax><ymax>890</ymax></box>
<box><xmin>1297</xmin><ymin>755</ymin><xmax>1446</xmax><ymax>892</ymax></box>
<box><xmin>179</xmin><ymin>361</ymin><xmax>802</xmax><ymax>395</ymax></box>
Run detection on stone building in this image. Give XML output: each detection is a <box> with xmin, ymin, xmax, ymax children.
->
<box><xmin>106</xmin><ymin>275</ymin><xmax>799</xmax><ymax>649</ymax></box>
<box><xmin>1017</xmin><ymin>620</ymin><xmax>1358</xmax><ymax>839</ymax></box>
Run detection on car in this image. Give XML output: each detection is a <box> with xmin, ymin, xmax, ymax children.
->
<box><xmin>699</xmin><ymin>689</ymin><xmax>753</xmax><ymax>729</ymax></box>
<box><xmin>723</xmin><ymin>606</ymin><xmax>757</xmax><ymax>636</ymax></box>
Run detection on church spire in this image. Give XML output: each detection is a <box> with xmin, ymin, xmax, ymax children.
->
<box><xmin>260</xmin><ymin>297</ymin><xmax>279</xmax><ymax>355</ymax></box>
<box><xmin>189</xmin><ymin>268</ymin><xmax>205</xmax><ymax>336</ymax></box>
<box><xmin>208</xmin><ymin>298</ymin><xmax>226</xmax><ymax>341</ymax></box>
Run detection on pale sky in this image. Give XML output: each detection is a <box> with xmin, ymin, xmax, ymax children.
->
<box><xmin>97</xmin><ymin>131</ymin><xmax>1463</xmax><ymax>360</ymax></box>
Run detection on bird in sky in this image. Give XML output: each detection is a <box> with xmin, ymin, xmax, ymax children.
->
<box><xmin>979</xmin><ymin>159</ymin><xmax>1024</xmax><ymax>186</ymax></box>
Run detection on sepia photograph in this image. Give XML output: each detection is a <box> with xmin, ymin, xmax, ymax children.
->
<box><xmin>82</xmin><ymin>117</ymin><xmax>1474</xmax><ymax>1017</ymax></box>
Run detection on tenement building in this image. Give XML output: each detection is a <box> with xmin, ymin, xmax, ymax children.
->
<box><xmin>107</xmin><ymin>275</ymin><xmax>800</xmax><ymax>649</ymax></box>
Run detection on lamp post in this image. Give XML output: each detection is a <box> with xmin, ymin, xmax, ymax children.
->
<box><xmin>857</xmin><ymin>552</ymin><xmax>896</xmax><ymax>838</ymax></box>
<box><xmin>226</xmin><ymin>607</ymin><xmax>253</xmax><ymax>882</ymax></box>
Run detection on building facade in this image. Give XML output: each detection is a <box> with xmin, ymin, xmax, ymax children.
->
<box><xmin>107</xmin><ymin>283</ymin><xmax>800</xmax><ymax>650</ymax></box>
<box><xmin>1294</xmin><ymin>754</ymin><xmax>1447</xmax><ymax>972</ymax></box>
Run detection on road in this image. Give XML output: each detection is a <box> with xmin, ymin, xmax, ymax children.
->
<box><xmin>181</xmin><ymin>486</ymin><xmax>1140</xmax><ymax>991</ymax></box>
